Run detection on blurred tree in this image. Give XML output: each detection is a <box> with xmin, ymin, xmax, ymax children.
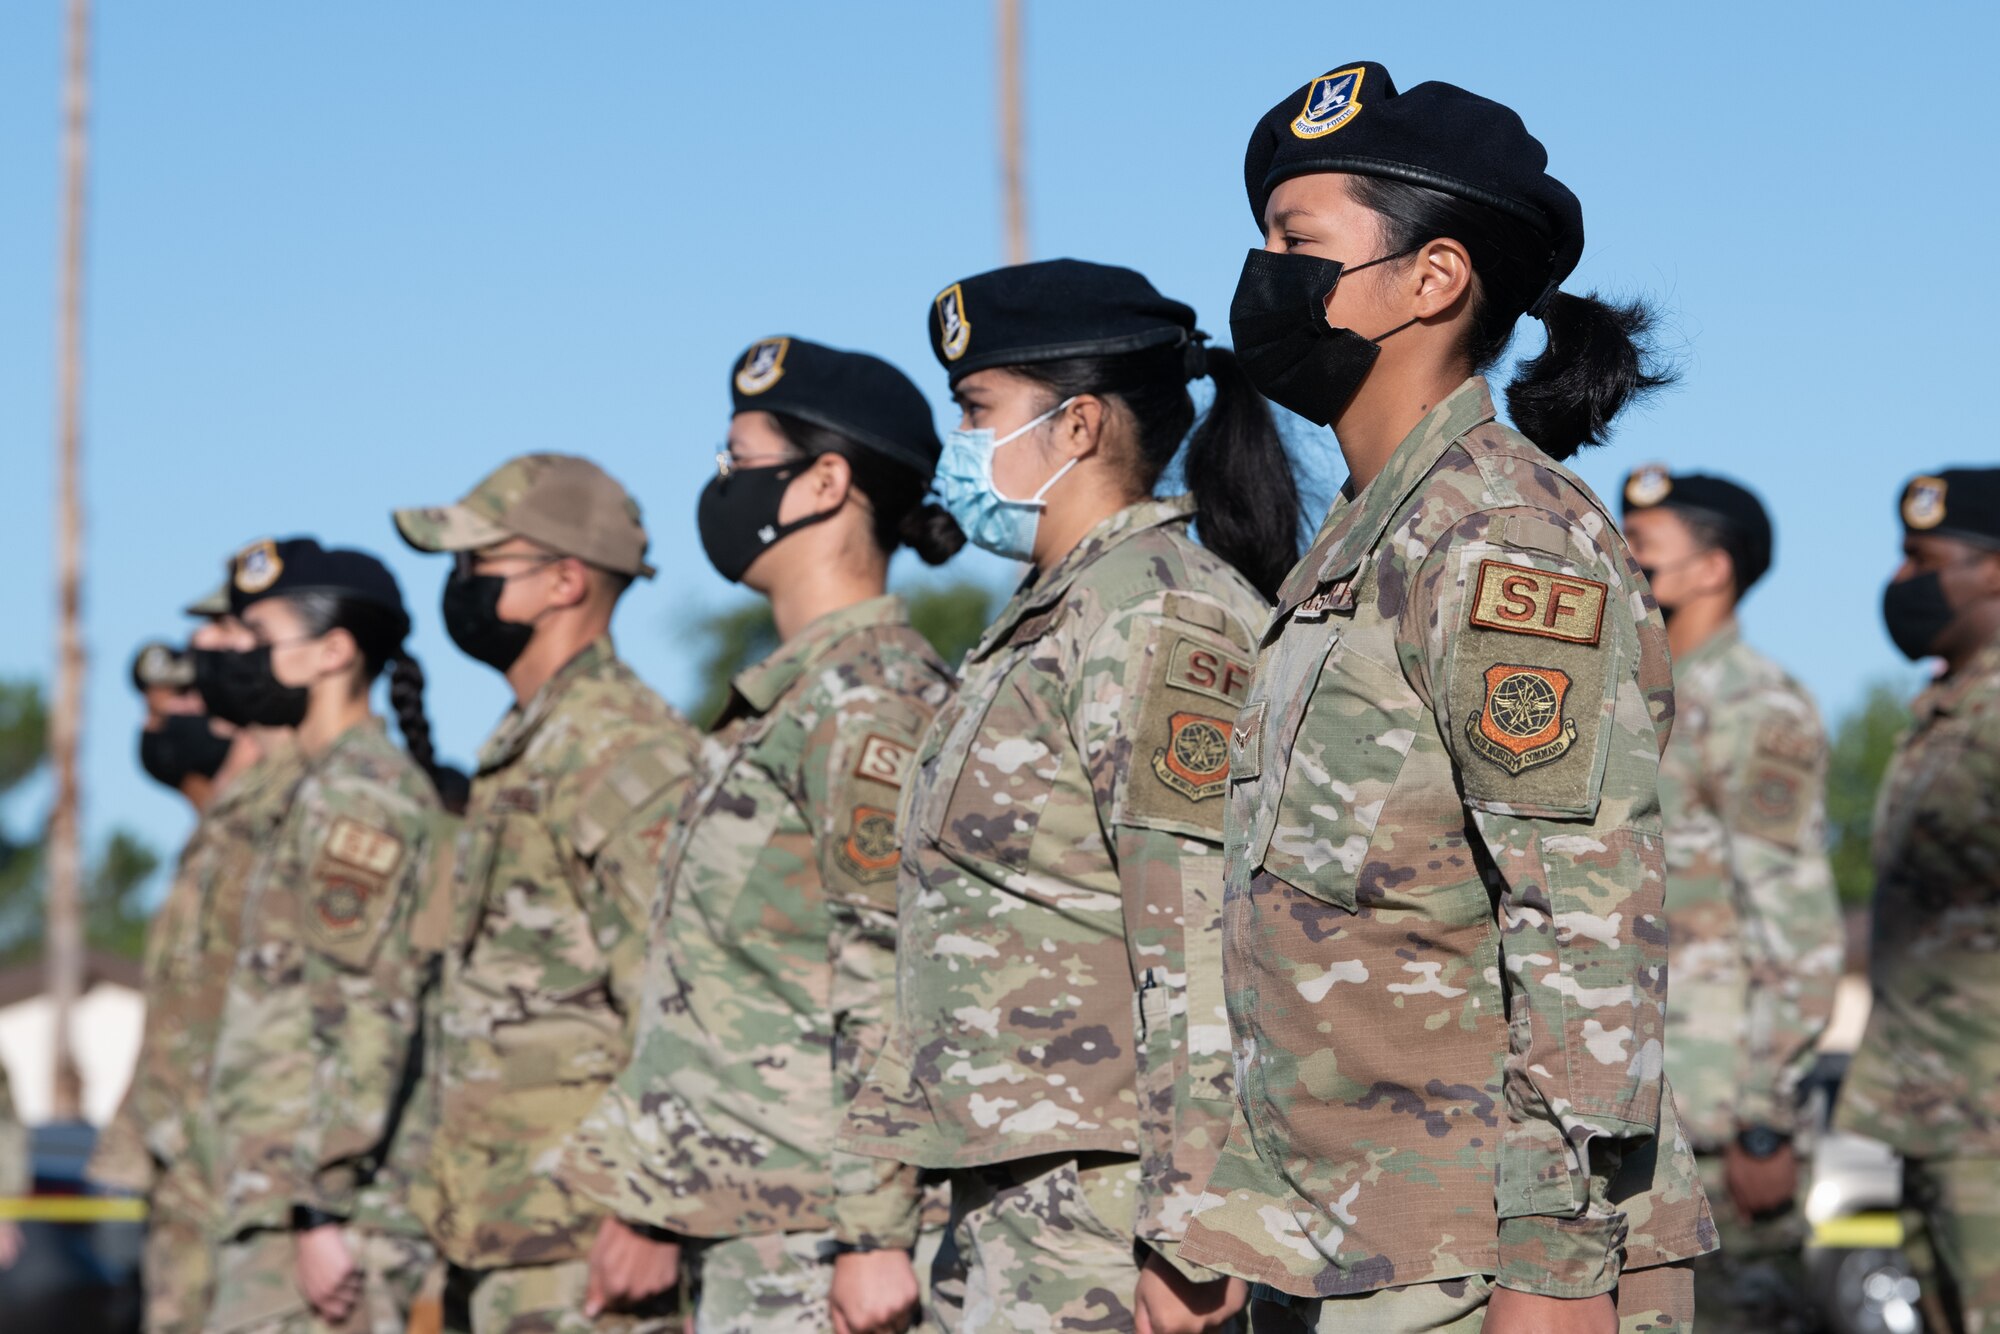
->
<box><xmin>0</xmin><ymin>677</ymin><xmax>162</xmax><ymax>963</ymax></box>
<box><xmin>1825</xmin><ymin>679</ymin><xmax>1913</xmax><ymax>907</ymax></box>
<box><xmin>683</xmin><ymin>580</ymin><xmax>1000</xmax><ymax>728</ymax></box>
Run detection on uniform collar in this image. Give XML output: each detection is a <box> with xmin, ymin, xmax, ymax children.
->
<box><xmin>1916</xmin><ymin>632</ymin><xmax>2000</xmax><ymax>723</ymax></box>
<box><xmin>726</xmin><ymin>595</ymin><xmax>910</xmax><ymax>719</ymax></box>
<box><xmin>479</xmin><ymin>635</ymin><xmax>616</xmax><ymax>772</ymax></box>
<box><xmin>305</xmin><ymin>716</ymin><xmax>390</xmax><ymax>775</ymax></box>
<box><xmin>971</xmin><ymin>496</ymin><xmax>1195</xmax><ymax>661</ymax></box>
<box><xmin>1276</xmin><ymin>377</ymin><xmax>1496</xmax><ymax>616</ymax></box>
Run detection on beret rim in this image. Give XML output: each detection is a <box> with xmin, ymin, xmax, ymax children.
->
<box><xmin>765</xmin><ymin>402</ymin><xmax>938</xmax><ymax>475</ymax></box>
<box><xmin>1261</xmin><ymin>154</ymin><xmax>1554</xmax><ymax>238</ymax></box>
<box><xmin>943</xmin><ymin>326</ymin><xmax>1189</xmax><ymax>384</ymax></box>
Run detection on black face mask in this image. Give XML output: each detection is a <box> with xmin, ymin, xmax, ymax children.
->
<box><xmin>139</xmin><ymin>715</ymin><xmax>232</xmax><ymax>790</ymax></box>
<box><xmin>191</xmin><ymin>646</ymin><xmax>308</xmax><ymax>728</ymax></box>
<box><xmin>697</xmin><ymin>463</ymin><xmax>839</xmax><ymax>584</ymax></box>
<box><xmin>1229</xmin><ymin>247</ymin><xmax>1419</xmax><ymax>427</ymax></box>
<box><xmin>442</xmin><ymin>567</ymin><xmax>538</xmax><ymax>672</ymax></box>
<box><xmin>1883</xmin><ymin>571</ymin><xmax>1955</xmax><ymax>661</ymax></box>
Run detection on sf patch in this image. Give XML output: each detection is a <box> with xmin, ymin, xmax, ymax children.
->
<box><xmin>1470</xmin><ymin>561</ymin><xmax>1606</xmax><ymax>645</ymax></box>
<box><xmin>1466</xmin><ymin>665</ymin><xmax>1577</xmax><ymax>776</ymax></box>
<box><xmin>1291</xmin><ymin>66</ymin><xmax>1366</xmax><ymax>139</ymax></box>
<box><xmin>324</xmin><ymin>818</ymin><xmax>405</xmax><ymax>879</ymax></box>
<box><xmin>853</xmin><ymin>733</ymin><xmax>916</xmax><ymax>789</ymax></box>
<box><xmin>1151</xmin><ymin>712</ymin><xmax>1231</xmax><ymax>801</ymax></box>
<box><xmin>837</xmin><ymin>805</ymin><xmax>901</xmax><ymax>884</ymax></box>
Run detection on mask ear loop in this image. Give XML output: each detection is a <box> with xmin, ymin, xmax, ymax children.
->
<box><xmin>991</xmin><ymin>396</ymin><xmax>1078</xmax><ymax>506</ymax></box>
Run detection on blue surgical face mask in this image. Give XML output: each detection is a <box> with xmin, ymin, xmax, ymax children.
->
<box><xmin>935</xmin><ymin>397</ymin><xmax>1077</xmax><ymax>561</ymax></box>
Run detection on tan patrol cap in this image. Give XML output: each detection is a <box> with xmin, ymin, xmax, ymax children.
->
<box><xmin>393</xmin><ymin>453</ymin><xmax>656</xmax><ymax>578</ymax></box>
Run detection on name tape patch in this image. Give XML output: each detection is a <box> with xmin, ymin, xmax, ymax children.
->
<box><xmin>1469</xmin><ymin>560</ymin><xmax>1607</xmax><ymax>646</ymax></box>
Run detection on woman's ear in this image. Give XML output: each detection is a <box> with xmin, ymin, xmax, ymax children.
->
<box><xmin>810</xmin><ymin>452</ymin><xmax>854</xmax><ymax>512</ymax></box>
<box><xmin>1053</xmin><ymin>395</ymin><xmax>1108</xmax><ymax>461</ymax></box>
<box><xmin>1411</xmin><ymin>237</ymin><xmax>1474</xmax><ymax>320</ymax></box>
<box><xmin>318</xmin><ymin>626</ymin><xmax>362</xmax><ymax>681</ymax></box>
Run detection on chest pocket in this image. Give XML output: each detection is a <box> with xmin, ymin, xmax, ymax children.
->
<box><xmin>929</xmin><ymin>646</ymin><xmax>1067</xmax><ymax>888</ymax></box>
<box><xmin>708</xmin><ymin>726</ymin><xmax>808</xmax><ymax>942</ymax></box>
<box><xmin>1240</xmin><ymin>623</ymin><xmax>1426</xmax><ymax>914</ymax></box>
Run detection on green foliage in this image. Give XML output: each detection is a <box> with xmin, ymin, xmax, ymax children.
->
<box><xmin>1825</xmin><ymin>679</ymin><xmax>1912</xmax><ymax>907</ymax></box>
<box><xmin>682</xmin><ymin>581</ymin><xmax>1000</xmax><ymax>728</ymax></box>
<box><xmin>0</xmin><ymin>676</ymin><xmax>163</xmax><ymax>964</ymax></box>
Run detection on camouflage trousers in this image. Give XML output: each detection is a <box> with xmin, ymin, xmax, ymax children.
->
<box><xmin>441</xmin><ymin>1259</ymin><xmax>678</xmax><ymax>1334</ymax></box>
<box><xmin>1247</xmin><ymin>1263</ymin><xmax>1695</xmax><ymax>1332</ymax></box>
<box><xmin>1906</xmin><ymin>1156</ymin><xmax>2000</xmax><ymax>1334</ymax></box>
<box><xmin>1690</xmin><ymin>1152</ymin><xmax>1810</xmax><ymax>1334</ymax></box>
<box><xmin>685</xmin><ymin>1229</ymin><xmax>833</xmax><ymax>1332</ymax></box>
<box><xmin>206</xmin><ymin>1227</ymin><xmax>434</xmax><ymax>1334</ymax></box>
<box><xmin>931</xmin><ymin>1152</ymin><xmax>1152</xmax><ymax>1334</ymax></box>
<box><xmin>144</xmin><ymin>1157</ymin><xmax>216</xmax><ymax>1334</ymax></box>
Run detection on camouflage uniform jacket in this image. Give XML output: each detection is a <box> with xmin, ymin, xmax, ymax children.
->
<box><xmin>561</xmin><ymin>596</ymin><xmax>952</xmax><ymax>1241</ymax></box>
<box><xmin>149</xmin><ymin>742</ymin><xmax>307</xmax><ymax>1203</ymax></box>
<box><xmin>1659</xmin><ymin>625</ymin><xmax>1842</xmax><ymax>1148</ymax></box>
<box><xmin>1836</xmin><ymin>635</ymin><xmax>2000</xmax><ymax>1159</ymax></box>
<box><xmin>0</xmin><ymin>1054</ymin><xmax>25</xmax><ymax>1199</ymax></box>
<box><xmin>1178</xmin><ymin>378</ymin><xmax>1714</xmax><ymax>1301</ymax></box>
<box><xmin>412</xmin><ymin>637</ymin><xmax>700</xmax><ymax>1269</ymax></box>
<box><xmin>207</xmin><ymin>720</ymin><xmax>445</xmax><ymax>1240</ymax></box>
<box><xmin>838</xmin><ymin>498</ymin><xmax>1262</xmax><ymax>1267</ymax></box>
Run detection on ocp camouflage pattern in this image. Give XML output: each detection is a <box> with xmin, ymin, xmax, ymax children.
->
<box><xmin>561</xmin><ymin>596</ymin><xmax>951</xmax><ymax>1244</ymax></box>
<box><xmin>1657</xmin><ymin>626</ymin><xmax>1842</xmax><ymax>1146</ymax></box>
<box><xmin>838</xmin><ymin>498</ymin><xmax>1264</xmax><ymax>1270</ymax></box>
<box><xmin>1179</xmin><ymin>377</ymin><xmax>1714</xmax><ymax>1300</ymax></box>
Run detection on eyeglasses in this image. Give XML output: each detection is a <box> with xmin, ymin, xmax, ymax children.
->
<box><xmin>713</xmin><ymin>449</ymin><xmax>799</xmax><ymax>480</ymax></box>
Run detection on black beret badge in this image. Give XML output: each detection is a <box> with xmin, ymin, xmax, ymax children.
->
<box><xmin>734</xmin><ymin>337</ymin><xmax>789</xmax><ymax>396</ymax></box>
<box><xmin>1903</xmin><ymin>476</ymin><xmax>1947</xmax><ymax>531</ymax></box>
<box><xmin>935</xmin><ymin>283</ymin><xmax>971</xmax><ymax>362</ymax></box>
<box><xmin>233</xmin><ymin>539</ymin><xmax>283</xmax><ymax>595</ymax></box>
<box><xmin>1624</xmin><ymin>463</ymin><xmax>1673</xmax><ymax>509</ymax></box>
<box><xmin>1291</xmin><ymin>66</ymin><xmax>1367</xmax><ymax>141</ymax></box>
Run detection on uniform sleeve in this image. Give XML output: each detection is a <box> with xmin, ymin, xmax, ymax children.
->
<box><xmin>0</xmin><ymin>1061</ymin><xmax>25</xmax><ymax>1199</ymax></box>
<box><xmin>293</xmin><ymin>800</ymin><xmax>443</xmax><ymax>1220</ymax></box>
<box><xmin>1404</xmin><ymin>519</ymin><xmax>1670</xmax><ymax>1299</ymax></box>
<box><xmin>569</xmin><ymin>732</ymin><xmax>699</xmax><ymax>1028</ymax></box>
<box><xmin>1708</xmin><ymin>688</ymin><xmax>1844</xmax><ymax>1133</ymax></box>
<box><xmin>1088</xmin><ymin>597</ymin><xmax>1250</xmax><ymax>1275</ymax></box>
<box><xmin>814</xmin><ymin>707</ymin><xmax>928</xmax><ymax>1251</ymax></box>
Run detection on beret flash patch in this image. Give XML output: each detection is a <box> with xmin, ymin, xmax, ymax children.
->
<box><xmin>1291</xmin><ymin>66</ymin><xmax>1366</xmax><ymax>140</ymax></box>
<box><xmin>935</xmin><ymin>283</ymin><xmax>971</xmax><ymax>361</ymax></box>
<box><xmin>1903</xmin><ymin>476</ymin><xmax>1947</xmax><ymax>530</ymax></box>
<box><xmin>1624</xmin><ymin>463</ymin><xmax>1672</xmax><ymax>508</ymax></box>
<box><xmin>233</xmin><ymin>539</ymin><xmax>283</xmax><ymax>595</ymax></box>
<box><xmin>734</xmin><ymin>337</ymin><xmax>789</xmax><ymax>396</ymax></box>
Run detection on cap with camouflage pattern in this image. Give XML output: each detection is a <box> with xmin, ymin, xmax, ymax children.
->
<box><xmin>393</xmin><ymin>453</ymin><xmax>656</xmax><ymax>578</ymax></box>
<box><xmin>184</xmin><ymin>582</ymin><xmax>231</xmax><ymax>618</ymax></box>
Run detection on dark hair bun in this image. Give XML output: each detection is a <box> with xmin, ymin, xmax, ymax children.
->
<box><xmin>900</xmin><ymin>503</ymin><xmax>967</xmax><ymax>567</ymax></box>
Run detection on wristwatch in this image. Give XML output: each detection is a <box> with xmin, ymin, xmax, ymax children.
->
<box><xmin>1735</xmin><ymin>1125</ymin><xmax>1793</xmax><ymax>1159</ymax></box>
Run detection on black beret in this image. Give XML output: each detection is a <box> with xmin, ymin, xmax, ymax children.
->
<box><xmin>1622</xmin><ymin>464</ymin><xmax>1774</xmax><ymax>590</ymax></box>
<box><xmin>226</xmin><ymin>536</ymin><xmax>410</xmax><ymax>639</ymax></box>
<box><xmin>1899</xmin><ymin>468</ymin><xmax>2000</xmax><ymax>544</ymax></box>
<box><xmin>131</xmin><ymin>640</ymin><xmax>194</xmax><ymax>693</ymax></box>
<box><xmin>927</xmin><ymin>258</ymin><xmax>1203</xmax><ymax>387</ymax></box>
<box><xmin>729</xmin><ymin>336</ymin><xmax>941</xmax><ymax>474</ymax></box>
<box><xmin>1245</xmin><ymin>62</ymin><xmax>1584</xmax><ymax>310</ymax></box>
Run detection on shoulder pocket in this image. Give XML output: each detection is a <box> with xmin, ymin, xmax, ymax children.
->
<box><xmin>304</xmin><ymin>816</ymin><xmax>411</xmax><ymax>971</ymax></box>
<box><xmin>1118</xmin><ymin>614</ymin><xmax>1255</xmax><ymax>840</ymax></box>
<box><xmin>821</xmin><ymin>718</ymin><xmax>925</xmax><ymax>911</ymax></box>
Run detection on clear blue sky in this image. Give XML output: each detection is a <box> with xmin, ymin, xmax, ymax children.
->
<box><xmin>1</xmin><ymin>2</ymin><xmax>1991</xmax><ymax>887</ymax></box>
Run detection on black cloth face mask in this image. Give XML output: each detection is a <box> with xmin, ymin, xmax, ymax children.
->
<box><xmin>443</xmin><ymin>564</ymin><xmax>541</xmax><ymax>672</ymax></box>
<box><xmin>191</xmin><ymin>646</ymin><xmax>308</xmax><ymax>728</ymax></box>
<box><xmin>1229</xmin><ymin>247</ymin><xmax>1419</xmax><ymax>427</ymax></box>
<box><xmin>1882</xmin><ymin>571</ymin><xmax>1956</xmax><ymax>660</ymax></box>
<box><xmin>697</xmin><ymin>463</ymin><xmax>840</xmax><ymax>585</ymax></box>
<box><xmin>139</xmin><ymin>714</ymin><xmax>232</xmax><ymax>790</ymax></box>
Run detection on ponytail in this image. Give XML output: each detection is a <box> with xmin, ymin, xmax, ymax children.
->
<box><xmin>1348</xmin><ymin>174</ymin><xmax>1677</xmax><ymax>462</ymax></box>
<box><xmin>1182</xmin><ymin>346</ymin><xmax>1302</xmax><ymax>600</ymax></box>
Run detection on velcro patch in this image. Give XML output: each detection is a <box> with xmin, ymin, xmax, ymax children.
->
<box><xmin>1151</xmin><ymin>712</ymin><xmax>1231</xmax><ymax>801</ymax></box>
<box><xmin>1465</xmin><ymin>665</ymin><xmax>1577</xmax><ymax>775</ymax></box>
<box><xmin>1469</xmin><ymin>560</ymin><xmax>1607</xmax><ymax>646</ymax></box>
<box><xmin>837</xmin><ymin>805</ymin><xmax>901</xmax><ymax>883</ymax></box>
<box><xmin>1165</xmin><ymin>638</ymin><xmax>1254</xmax><ymax>709</ymax></box>
<box><xmin>853</xmin><ymin>734</ymin><xmax>916</xmax><ymax>789</ymax></box>
<box><xmin>323</xmin><ymin>818</ymin><xmax>404</xmax><ymax>878</ymax></box>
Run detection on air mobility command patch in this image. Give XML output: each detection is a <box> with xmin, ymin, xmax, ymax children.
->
<box><xmin>837</xmin><ymin>805</ymin><xmax>901</xmax><ymax>884</ymax></box>
<box><xmin>827</xmin><ymin>721</ymin><xmax>921</xmax><ymax>906</ymax></box>
<box><xmin>734</xmin><ymin>337</ymin><xmax>789</xmax><ymax>396</ymax></box>
<box><xmin>1152</xmin><ymin>712</ymin><xmax>1231</xmax><ymax>800</ymax></box>
<box><xmin>1466</xmin><ymin>665</ymin><xmax>1576</xmax><ymax>775</ymax></box>
<box><xmin>1291</xmin><ymin>66</ymin><xmax>1366</xmax><ymax>140</ymax></box>
<box><xmin>1125</xmin><ymin>611</ymin><xmax>1255</xmax><ymax>836</ymax></box>
<box><xmin>1737</xmin><ymin>718</ymin><xmax>1819</xmax><ymax>848</ymax></box>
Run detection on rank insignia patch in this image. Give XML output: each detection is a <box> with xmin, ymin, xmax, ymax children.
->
<box><xmin>1152</xmin><ymin>712</ymin><xmax>1231</xmax><ymax>801</ymax></box>
<box><xmin>734</xmin><ymin>337</ymin><xmax>789</xmax><ymax>396</ymax></box>
<box><xmin>1466</xmin><ymin>665</ymin><xmax>1577</xmax><ymax>775</ymax></box>
<box><xmin>1624</xmin><ymin>463</ymin><xmax>1672</xmax><ymax>508</ymax></box>
<box><xmin>232</xmin><ymin>539</ymin><xmax>283</xmax><ymax>595</ymax></box>
<box><xmin>1469</xmin><ymin>560</ymin><xmax>1606</xmax><ymax>646</ymax></box>
<box><xmin>935</xmin><ymin>283</ymin><xmax>971</xmax><ymax>362</ymax></box>
<box><xmin>1903</xmin><ymin>475</ymin><xmax>1947</xmax><ymax>530</ymax></box>
<box><xmin>1291</xmin><ymin>66</ymin><xmax>1366</xmax><ymax>140</ymax></box>
<box><xmin>839</xmin><ymin>805</ymin><xmax>901</xmax><ymax>882</ymax></box>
